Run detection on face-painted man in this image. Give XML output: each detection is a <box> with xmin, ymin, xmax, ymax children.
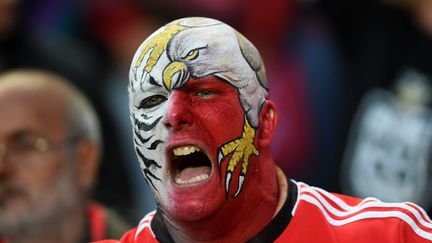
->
<box><xmin>128</xmin><ymin>17</ymin><xmax>280</xmax><ymax>238</ymax></box>
<box><xmin>99</xmin><ymin>17</ymin><xmax>432</xmax><ymax>243</ymax></box>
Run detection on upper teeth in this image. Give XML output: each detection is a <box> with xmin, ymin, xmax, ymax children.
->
<box><xmin>173</xmin><ymin>146</ymin><xmax>200</xmax><ymax>156</ymax></box>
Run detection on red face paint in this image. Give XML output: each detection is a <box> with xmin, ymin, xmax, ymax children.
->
<box><xmin>162</xmin><ymin>76</ymin><xmax>246</xmax><ymax>221</ymax></box>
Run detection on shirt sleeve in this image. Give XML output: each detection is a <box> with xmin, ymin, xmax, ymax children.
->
<box><xmin>89</xmin><ymin>228</ymin><xmax>137</xmax><ymax>243</ymax></box>
<box><xmin>398</xmin><ymin>205</ymin><xmax>432</xmax><ymax>243</ymax></box>
<box><xmin>119</xmin><ymin>228</ymin><xmax>138</xmax><ymax>242</ymax></box>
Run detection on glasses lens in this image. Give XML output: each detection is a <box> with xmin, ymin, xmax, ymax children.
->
<box><xmin>34</xmin><ymin>138</ymin><xmax>49</xmax><ymax>152</ymax></box>
<box><xmin>5</xmin><ymin>135</ymin><xmax>49</xmax><ymax>158</ymax></box>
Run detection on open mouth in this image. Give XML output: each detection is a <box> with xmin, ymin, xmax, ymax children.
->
<box><xmin>171</xmin><ymin>145</ymin><xmax>212</xmax><ymax>185</ymax></box>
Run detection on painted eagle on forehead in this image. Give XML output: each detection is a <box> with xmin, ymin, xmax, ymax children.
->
<box><xmin>131</xmin><ymin>17</ymin><xmax>268</xmax><ymax>128</ymax></box>
<box><xmin>130</xmin><ymin>17</ymin><xmax>269</xmax><ymax>198</ymax></box>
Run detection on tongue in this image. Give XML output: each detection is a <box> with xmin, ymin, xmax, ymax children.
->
<box><xmin>179</xmin><ymin>166</ymin><xmax>211</xmax><ymax>181</ymax></box>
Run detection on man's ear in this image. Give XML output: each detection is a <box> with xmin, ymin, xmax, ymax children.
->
<box><xmin>74</xmin><ymin>138</ymin><xmax>101</xmax><ymax>191</ymax></box>
<box><xmin>258</xmin><ymin>100</ymin><xmax>278</xmax><ymax>148</ymax></box>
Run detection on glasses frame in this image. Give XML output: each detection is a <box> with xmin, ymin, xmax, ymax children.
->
<box><xmin>0</xmin><ymin>133</ymin><xmax>84</xmax><ymax>167</ymax></box>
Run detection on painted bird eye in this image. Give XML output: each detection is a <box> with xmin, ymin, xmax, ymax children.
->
<box><xmin>184</xmin><ymin>50</ymin><xmax>199</xmax><ymax>61</ymax></box>
<box><xmin>183</xmin><ymin>45</ymin><xmax>207</xmax><ymax>61</ymax></box>
<box><xmin>139</xmin><ymin>95</ymin><xmax>167</xmax><ymax>109</ymax></box>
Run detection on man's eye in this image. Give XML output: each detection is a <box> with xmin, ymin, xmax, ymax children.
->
<box><xmin>139</xmin><ymin>95</ymin><xmax>167</xmax><ymax>109</ymax></box>
<box><xmin>196</xmin><ymin>90</ymin><xmax>216</xmax><ymax>98</ymax></box>
<box><xmin>9</xmin><ymin>135</ymin><xmax>39</xmax><ymax>152</ymax></box>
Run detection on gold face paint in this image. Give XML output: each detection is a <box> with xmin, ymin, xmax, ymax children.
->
<box><xmin>162</xmin><ymin>61</ymin><xmax>188</xmax><ymax>90</ymax></box>
<box><xmin>218</xmin><ymin>116</ymin><xmax>258</xmax><ymax>197</ymax></box>
<box><xmin>134</xmin><ymin>23</ymin><xmax>185</xmax><ymax>74</ymax></box>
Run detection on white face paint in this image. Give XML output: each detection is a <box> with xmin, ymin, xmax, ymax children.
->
<box><xmin>129</xmin><ymin>50</ymin><xmax>170</xmax><ymax>201</ymax></box>
<box><xmin>128</xmin><ymin>17</ymin><xmax>269</xmax><ymax>204</ymax></box>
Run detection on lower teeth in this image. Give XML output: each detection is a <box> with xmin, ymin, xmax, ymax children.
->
<box><xmin>175</xmin><ymin>174</ymin><xmax>209</xmax><ymax>184</ymax></box>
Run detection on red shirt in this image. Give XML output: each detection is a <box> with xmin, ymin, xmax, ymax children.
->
<box><xmin>96</xmin><ymin>180</ymin><xmax>432</xmax><ymax>242</ymax></box>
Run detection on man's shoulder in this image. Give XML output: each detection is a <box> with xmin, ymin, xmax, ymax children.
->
<box><xmin>289</xmin><ymin>181</ymin><xmax>432</xmax><ymax>242</ymax></box>
<box><xmin>128</xmin><ymin>211</ymin><xmax>158</xmax><ymax>241</ymax></box>
<box><xmin>294</xmin><ymin>181</ymin><xmax>431</xmax><ymax>222</ymax></box>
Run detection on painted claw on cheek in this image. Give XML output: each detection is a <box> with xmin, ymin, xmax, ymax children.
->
<box><xmin>218</xmin><ymin>117</ymin><xmax>258</xmax><ymax>199</ymax></box>
<box><xmin>225</xmin><ymin>172</ymin><xmax>232</xmax><ymax>199</ymax></box>
<box><xmin>233</xmin><ymin>174</ymin><xmax>245</xmax><ymax>198</ymax></box>
<box><xmin>217</xmin><ymin>149</ymin><xmax>223</xmax><ymax>166</ymax></box>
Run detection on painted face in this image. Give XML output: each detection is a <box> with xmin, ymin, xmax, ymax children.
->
<box><xmin>129</xmin><ymin>17</ymin><xmax>268</xmax><ymax>220</ymax></box>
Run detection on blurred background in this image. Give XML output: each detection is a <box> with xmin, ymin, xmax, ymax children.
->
<box><xmin>1</xmin><ymin>0</ymin><xmax>431</xmax><ymax>222</ymax></box>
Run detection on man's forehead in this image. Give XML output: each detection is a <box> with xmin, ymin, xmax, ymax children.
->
<box><xmin>0</xmin><ymin>84</ymin><xmax>60</xmax><ymax>106</ymax></box>
<box><xmin>129</xmin><ymin>18</ymin><xmax>232</xmax><ymax>90</ymax></box>
<box><xmin>0</xmin><ymin>85</ymin><xmax>68</xmax><ymax>137</ymax></box>
<box><xmin>0</xmin><ymin>106</ymin><xmax>60</xmax><ymax>140</ymax></box>
<box><xmin>0</xmin><ymin>71</ymin><xmax>71</xmax><ymax>108</ymax></box>
<box><xmin>0</xmin><ymin>89</ymin><xmax>62</xmax><ymax>114</ymax></box>
<box><xmin>129</xmin><ymin>16</ymin><xmax>268</xmax><ymax>128</ymax></box>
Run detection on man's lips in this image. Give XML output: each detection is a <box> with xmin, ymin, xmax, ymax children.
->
<box><xmin>169</xmin><ymin>145</ymin><xmax>213</xmax><ymax>185</ymax></box>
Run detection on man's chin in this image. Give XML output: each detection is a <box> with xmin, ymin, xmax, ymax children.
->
<box><xmin>167</xmin><ymin>202</ymin><xmax>221</xmax><ymax>222</ymax></box>
<box><xmin>0</xmin><ymin>203</ymin><xmax>33</xmax><ymax>234</ymax></box>
<box><xmin>163</xmin><ymin>191</ymin><xmax>226</xmax><ymax>222</ymax></box>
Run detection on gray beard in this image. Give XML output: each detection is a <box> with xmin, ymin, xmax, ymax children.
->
<box><xmin>0</xmin><ymin>165</ymin><xmax>84</xmax><ymax>238</ymax></box>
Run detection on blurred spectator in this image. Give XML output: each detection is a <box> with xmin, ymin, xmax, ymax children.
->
<box><xmin>0</xmin><ymin>0</ymin><xmax>136</xmax><ymax>220</ymax></box>
<box><xmin>0</xmin><ymin>69</ymin><xmax>130</xmax><ymax>242</ymax></box>
<box><xmin>318</xmin><ymin>0</ymin><xmax>432</xmax><ymax>214</ymax></box>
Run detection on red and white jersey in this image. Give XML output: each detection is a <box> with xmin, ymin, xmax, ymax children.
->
<box><xmin>95</xmin><ymin>180</ymin><xmax>432</xmax><ymax>243</ymax></box>
<box><xmin>278</xmin><ymin>181</ymin><xmax>432</xmax><ymax>242</ymax></box>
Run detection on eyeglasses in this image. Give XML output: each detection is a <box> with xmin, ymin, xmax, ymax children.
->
<box><xmin>0</xmin><ymin>133</ymin><xmax>82</xmax><ymax>167</ymax></box>
<box><xmin>0</xmin><ymin>137</ymin><xmax>48</xmax><ymax>155</ymax></box>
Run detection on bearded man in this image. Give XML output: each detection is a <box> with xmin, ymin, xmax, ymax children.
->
<box><xmin>97</xmin><ymin>17</ymin><xmax>432</xmax><ymax>243</ymax></box>
<box><xmin>0</xmin><ymin>70</ymin><xmax>129</xmax><ymax>243</ymax></box>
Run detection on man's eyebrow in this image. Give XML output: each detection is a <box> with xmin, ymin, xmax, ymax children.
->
<box><xmin>139</xmin><ymin>75</ymin><xmax>163</xmax><ymax>92</ymax></box>
<box><xmin>141</xmin><ymin>80</ymin><xmax>165</xmax><ymax>93</ymax></box>
<box><xmin>186</xmin><ymin>80</ymin><xmax>218</xmax><ymax>90</ymax></box>
<box><xmin>177</xmin><ymin>82</ymin><xmax>205</xmax><ymax>92</ymax></box>
<box><xmin>148</xmin><ymin>75</ymin><xmax>162</xmax><ymax>87</ymax></box>
<box><xmin>8</xmin><ymin>129</ymin><xmax>39</xmax><ymax>139</ymax></box>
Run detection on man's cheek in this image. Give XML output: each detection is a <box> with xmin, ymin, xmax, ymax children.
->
<box><xmin>204</xmin><ymin>106</ymin><xmax>245</xmax><ymax>141</ymax></box>
<box><xmin>132</xmin><ymin>110</ymin><xmax>168</xmax><ymax>194</ymax></box>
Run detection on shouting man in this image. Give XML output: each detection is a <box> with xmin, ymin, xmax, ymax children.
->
<box><xmin>99</xmin><ymin>17</ymin><xmax>432</xmax><ymax>242</ymax></box>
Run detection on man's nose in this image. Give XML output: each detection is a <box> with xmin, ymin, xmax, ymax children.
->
<box><xmin>163</xmin><ymin>92</ymin><xmax>193</xmax><ymax>130</ymax></box>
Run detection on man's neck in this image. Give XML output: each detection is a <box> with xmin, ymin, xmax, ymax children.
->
<box><xmin>273</xmin><ymin>167</ymin><xmax>288</xmax><ymax>217</ymax></box>
<box><xmin>164</xmin><ymin>165</ymin><xmax>289</xmax><ymax>243</ymax></box>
